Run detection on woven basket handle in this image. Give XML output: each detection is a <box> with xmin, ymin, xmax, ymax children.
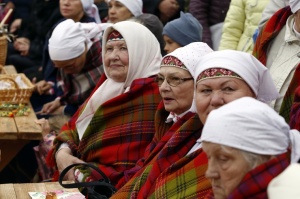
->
<box><xmin>0</xmin><ymin>76</ymin><xmax>19</xmax><ymax>89</ymax></box>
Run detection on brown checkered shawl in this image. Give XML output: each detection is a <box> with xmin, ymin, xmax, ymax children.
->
<box><xmin>112</xmin><ymin>113</ymin><xmax>212</xmax><ymax>198</ymax></box>
<box><xmin>47</xmin><ymin>76</ymin><xmax>162</xmax><ymax>185</ymax></box>
<box><xmin>253</xmin><ymin>6</ymin><xmax>300</xmax><ymax>123</ymax></box>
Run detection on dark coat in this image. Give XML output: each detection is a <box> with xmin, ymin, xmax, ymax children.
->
<box><xmin>189</xmin><ymin>0</ymin><xmax>231</xmax><ymax>47</ymax></box>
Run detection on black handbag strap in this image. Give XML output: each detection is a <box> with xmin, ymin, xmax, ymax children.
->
<box><xmin>59</xmin><ymin>163</ymin><xmax>116</xmax><ymax>191</ymax></box>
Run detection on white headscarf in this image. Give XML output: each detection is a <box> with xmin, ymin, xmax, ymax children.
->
<box><xmin>289</xmin><ymin>0</ymin><xmax>300</xmax><ymax>13</ymax></box>
<box><xmin>80</xmin><ymin>0</ymin><xmax>101</xmax><ymax>23</ymax></box>
<box><xmin>162</xmin><ymin>42</ymin><xmax>213</xmax><ymax>119</ymax></box>
<box><xmin>76</xmin><ymin>21</ymin><xmax>162</xmax><ymax>139</ymax></box>
<box><xmin>200</xmin><ymin>97</ymin><xmax>300</xmax><ymax>163</ymax></box>
<box><xmin>267</xmin><ymin>163</ymin><xmax>300</xmax><ymax>199</ymax></box>
<box><xmin>106</xmin><ymin>0</ymin><xmax>143</xmax><ymax>16</ymax></box>
<box><xmin>194</xmin><ymin>50</ymin><xmax>280</xmax><ymax>103</ymax></box>
<box><xmin>49</xmin><ymin>19</ymin><xmax>99</xmax><ymax>61</ymax></box>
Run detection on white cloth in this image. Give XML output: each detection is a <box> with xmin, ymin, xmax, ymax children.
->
<box><xmin>80</xmin><ymin>0</ymin><xmax>101</xmax><ymax>23</ymax></box>
<box><xmin>200</xmin><ymin>97</ymin><xmax>300</xmax><ymax>163</ymax></box>
<box><xmin>267</xmin><ymin>163</ymin><xmax>300</xmax><ymax>199</ymax></box>
<box><xmin>289</xmin><ymin>0</ymin><xmax>300</xmax><ymax>13</ymax></box>
<box><xmin>194</xmin><ymin>50</ymin><xmax>280</xmax><ymax>103</ymax></box>
<box><xmin>76</xmin><ymin>21</ymin><xmax>162</xmax><ymax>139</ymax></box>
<box><xmin>106</xmin><ymin>0</ymin><xmax>143</xmax><ymax>17</ymax></box>
<box><xmin>49</xmin><ymin>19</ymin><xmax>97</xmax><ymax>61</ymax></box>
<box><xmin>80</xmin><ymin>22</ymin><xmax>112</xmax><ymax>41</ymax></box>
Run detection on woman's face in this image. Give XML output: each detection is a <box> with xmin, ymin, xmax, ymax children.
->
<box><xmin>59</xmin><ymin>0</ymin><xmax>84</xmax><ymax>22</ymax></box>
<box><xmin>108</xmin><ymin>0</ymin><xmax>133</xmax><ymax>23</ymax></box>
<box><xmin>195</xmin><ymin>77</ymin><xmax>255</xmax><ymax>123</ymax></box>
<box><xmin>202</xmin><ymin>142</ymin><xmax>251</xmax><ymax>199</ymax></box>
<box><xmin>104</xmin><ymin>40</ymin><xmax>129</xmax><ymax>82</ymax></box>
<box><xmin>158</xmin><ymin>66</ymin><xmax>194</xmax><ymax>115</ymax></box>
<box><xmin>163</xmin><ymin>35</ymin><xmax>181</xmax><ymax>54</ymax></box>
<box><xmin>53</xmin><ymin>49</ymin><xmax>87</xmax><ymax>74</ymax></box>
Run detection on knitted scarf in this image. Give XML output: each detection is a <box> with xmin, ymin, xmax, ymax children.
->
<box><xmin>253</xmin><ymin>6</ymin><xmax>300</xmax><ymax>123</ymax></box>
<box><xmin>47</xmin><ymin>76</ymin><xmax>162</xmax><ymax>185</ymax></box>
<box><xmin>112</xmin><ymin>112</ymin><xmax>212</xmax><ymax>198</ymax></box>
<box><xmin>290</xmin><ymin>86</ymin><xmax>300</xmax><ymax>130</ymax></box>
<box><xmin>204</xmin><ymin>153</ymin><xmax>289</xmax><ymax>199</ymax></box>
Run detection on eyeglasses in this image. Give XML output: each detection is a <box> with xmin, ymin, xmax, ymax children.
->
<box><xmin>154</xmin><ymin>75</ymin><xmax>194</xmax><ymax>87</ymax></box>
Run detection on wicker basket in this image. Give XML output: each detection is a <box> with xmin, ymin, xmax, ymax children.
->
<box><xmin>0</xmin><ymin>65</ymin><xmax>7</xmax><ymax>74</ymax></box>
<box><xmin>0</xmin><ymin>36</ymin><xmax>7</xmax><ymax>66</ymax></box>
<box><xmin>0</xmin><ymin>73</ymin><xmax>34</xmax><ymax>104</ymax></box>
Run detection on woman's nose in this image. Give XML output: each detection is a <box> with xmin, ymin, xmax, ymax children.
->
<box><xmin>159</xmin><ymin>79</ymin><xmax>171</xmax><ymax>91</ymax></box>
<box><xmin>205</xmin><ymin>164</ymin><xmax>219</xmax><ymax>180</ymax></box>
<box><xmin>210</xmin><ymin>91</ymin><xmax>225</xmax><ymax>107</ymax></box>
<box><xmin>108</xmin><ymin>49</ymin><xmax>119</xmax><ymax>61</ymax></box>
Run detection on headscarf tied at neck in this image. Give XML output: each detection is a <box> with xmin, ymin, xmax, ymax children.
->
<box><xmin>195</xmin><ymin>50</ymin><xmax>280</xmax><ymax>103</ymax></box>
<box><xmin>80</xmin><ymin>0</ymin><xmax>101</xmax><ymax>23</ymax></box>
<box><xmin>106</xmin><ymin>0</ymin><xmax>143</xmax><ymax>17</ymax></box>
<box><xmin>49</xmin><ymin>19</ymin><xmax>108</xmax><ymax>61</ymax></box>
<box><xmin>200</xmin><ymin>97</ymin><xmax>300</xmax><ymax>163</ymax></box>
<box><xmin>289</xmin><ymin>0</ymin><xmax>300</xmax><ymax>13</ymax></box>
<box><xmin>76</xmin><ymin>21</ymin><xmax>162</xmax><ymax>138</ymax></box>
<box><xmin>161</xmin><ymin>42</ymin><xmax>213</xmax><ymax>116</ymax></box>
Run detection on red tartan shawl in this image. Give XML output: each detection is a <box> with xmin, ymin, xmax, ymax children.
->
<box><xmin>253</xmin><ymin>6</ymin><xmax>300</xmax><ymax>122</ymax></box>
<box><xmin>47</xmin><ymin>76</ymin><xmax>162</xmax><ymax>185</ymax></box>
<box><xmin>204</xmin><ymin>153</ymin><xmax>290</xmax><ymax>199</ymax></box>
<box><xmin>290</xmin><ymin>86</ymin><xmax>300</xmax><ymax>130</ymax></box>
<box><xmin>112</xmin><ymin>113</ymin><xmax>211</xmax><ymax>198</ymax></box>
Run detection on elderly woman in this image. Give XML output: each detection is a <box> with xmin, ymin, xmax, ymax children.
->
<box><xmin>201</xmin><ymin>97</ymin><xmax>300</xmax><ymax>198</ymax></box>
<box><xmin>111</xmin><ymin>42</ymin><xmax>213</xmax><ymax>197</ymax></box>
<box><xmin>106</xmin><ymin>0</ymin><xmax>143</xmax><ymax>23</ymax></box>
<box><xmin>113</xmin><ymin>50</ymin><xmax>280</xmax><ymax>198</ymax></box>
<box><xmin>47</xmin><ymin>21</ymin><xmax>162</xmax><ymax>185</ymax></box>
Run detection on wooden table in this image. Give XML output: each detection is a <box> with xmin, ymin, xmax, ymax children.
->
<box><xmin>0</xmin><ymin>65</ymin><xmax>42</xmax><ymax>171</ymax></box>
<box><xmin>0</xmin><ymin>181</ymin><xmax>80</xmax><ymax>199</ymax></box>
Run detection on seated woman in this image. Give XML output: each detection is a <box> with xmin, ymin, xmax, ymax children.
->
<box><xmin>47</xmin><ymin>21</ymin><xmax>163</xmax><ymax>185</ymax></box>
<box><xmin>113</xmin><ymin>42</ymin><xmax>213</xmax><ymax>190</ymax></box>
<box><xmin>113</xmin><ymin>50</ymin><xmax>280</xmax><ymax>198</ymax></box>
<box><xmin>201</xmin><ymin>97</ymin><xmax>300</xmax><ymax>198</ymax></box>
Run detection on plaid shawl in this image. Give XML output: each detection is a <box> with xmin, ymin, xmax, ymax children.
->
<box><xmin>112</xmin><ymin>112</ymin><xmax>212</xmax><ymax>198</ymax></box>
<box><xmin>57</xmin><ymin>41</ymin><xmax>104</xmax><ymax>106</ymax></box>
<box><xmin>290</xmin><ymin>86</ymin><xmax>300</xmax><ymax>129</ymax></box>
<box><xmin>47</xmin><ymin>77</ymin><xmax>161</xmax><ymax>185</ymax></box>
<box><xmin>253</xmin><ymin>6</ymin><xmax>300</xmax><ymax>123</ymax></box>
<box><xmin>204</xmin><ymin>153</ymin><xmax>289</xmax><ymax>199</ymax></box>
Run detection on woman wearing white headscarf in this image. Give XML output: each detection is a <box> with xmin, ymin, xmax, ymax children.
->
<box><xmin>201</xmin><ymin>97</ymin><xmax>300</xmax><ymax>199</ymax></box>
<box><xmin>111</xmin><ymin>42</ymin><xmax>214</xmax><ymax>198</ymax></box>
<box><xmin>47</xmin><ymin>21</ymin><xmax>163</xmax><ymax>186</ymax></box>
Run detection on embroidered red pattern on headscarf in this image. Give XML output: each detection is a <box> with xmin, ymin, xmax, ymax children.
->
<box><xmin>161</xmin><ymin>56</ymin><xmax>188</xmax><ymax>70</ymax></box>
<box><xmin>107</xmin><ymin>30</ymin><xmax>124</xmax><ymax>41</ymax></box>
<box><xmin>197</xmin><ymin>68</ymin><xmax>242</xmax><ymax>83</ymax></box>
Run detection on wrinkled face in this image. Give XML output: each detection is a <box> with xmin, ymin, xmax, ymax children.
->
<box><xmin>202</xmin><ymin>142</ymin><xmax>251</xmax><ymax>199</ymax></box>
<box><xmin>108</xmin><ymin>0</ymin><xmax>133</xmax><ymax>23</ymax></box>
<box><xmin>59</xmin><ymin>0</ymin><xmax>84</xmax><ymax>22</ymax></box>
<box><xmin>195</xmin><ymin>77</ymin><xmax>255</xmax><ymax>123</ymax></box>
<box><xmin>163</xmin><ymin>35</ymin><xmax>181</xmax><ymax>54</ymax></box>
<box><xmin>53</xmin><ymin>49</ymin><xmax>87</xmax><ymax>74</ymax></box>
<box><xmin>158</xmin><ymin>66</ymin><xmax>194</xmax><ymax>115</ymax></box>
<box><xmin>104</xmin><ymin>40</ymin><xmax>129</xmax><ymax>82</ymax></box>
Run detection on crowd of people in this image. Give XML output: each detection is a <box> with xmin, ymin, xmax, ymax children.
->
<box><xmin>1</xmin><ymin>0</ymin><xmax>300</xmax><ymax>198</ymax></box>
